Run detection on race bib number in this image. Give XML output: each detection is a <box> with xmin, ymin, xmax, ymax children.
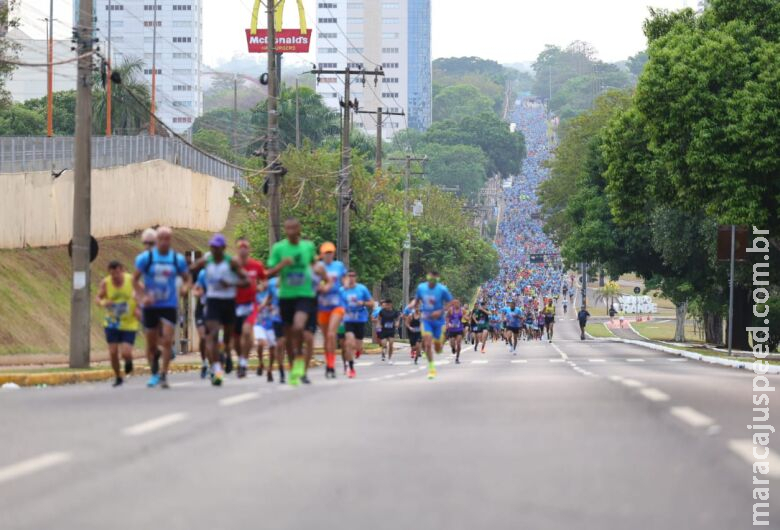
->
<box><xmin>236</xmin><ymin>303</ymin><xmax>254</xmax><ymax>317</ymax></box>
<box><xmin>286</xmin><ymin>272</ymin><xmax>306</xmax><ymax>286</ymax></box>
<box><xmin>383</xmin><ymin>322</ymin><xmax>394</xmax><ymax>329</ymax></box>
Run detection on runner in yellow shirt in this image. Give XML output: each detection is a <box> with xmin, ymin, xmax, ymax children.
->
<box><xmin>96</xmin><ymin>260</ymin><xmax>141</xmax><ymax>387</ymax></box>
<box><xmin>542</xmin><ymin>299</ymin><xmax>556</xmax><ymax>343</ymax></box>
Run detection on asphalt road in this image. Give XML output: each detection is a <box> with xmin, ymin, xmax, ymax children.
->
<box><xmin>1</xmin><ymin>317</ymin><xmax>778</xmax><ymax>529</ymax></box>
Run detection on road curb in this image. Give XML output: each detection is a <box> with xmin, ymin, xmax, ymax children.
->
<box><xmin>604</xmin><ymin>337</ymin><xmax>780</xmax><ymax>374</ymax></box>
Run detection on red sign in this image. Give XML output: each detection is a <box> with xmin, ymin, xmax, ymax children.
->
<box><xmin>246</xmin><ymin>29</ymin><xmax>312</xmax><ymax>53</ymax></box>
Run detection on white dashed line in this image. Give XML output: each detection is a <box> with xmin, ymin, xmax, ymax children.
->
<box><xmin>728</xmin><ymin>440</ymin><xmax>780</xmax><ymax>478</ymax></box>
<box><xmin>122</xmin><ymin>413</ymin><xmax>187</xmax><ymax>436</ymax></box>
<box><xmin>368</xmin><ymin>377</ymin><xmax>381</xmax><ymax>382</ymax></box>
<box><xmin>219</xmin><ymin>392</ymin><xmax>260</xmax><ymax>407</ymax></box>
<box><xmin>355</xmin><ymin>362</ymin><xmax>374</xmax><ymax>367</ymax></box>
<box><xmin>668</xmin><ymin>358</ymin><xmax>688</xmax><ymax>362</ymax></box>
<box><xmin>621</xmin><ymin>379</ymin><xmax>644</xmax><ymax>389</ymax></box>
<box><xmin>511</xmin><ymin>359</ymin><xmax>527</xmax><ymax>364</ymax></box>
<box><xmin>172</xmin><ymin>382</ymin><xmax>195</xmax><ymax>387</ymax></box>
<box><xmin>471</xmin><ymin>360</ymin><xmax>489</xmax><ymax>365</ymax></box>
<box><xmin>670</xmin><ymin>406</ymin><xmax>715</xmax><ymax>429</ymax></box>
<box><xmin>0</xmin><ymin>452</ymin><xmax>72</xmax><ymax>485</ymax></box>
<box><xmin>626</xmin><ymin>359</ymin><xmax>645</xmax><ymax>363</ymax></box>
<box><xmin>588</xmin><ymin>359</ymin><xmax>606</xmax><ymax>363</ymax></box>
<box><xmin>639</xmin><ymin>388</ymin><xmax>670</xmax><ymax>402</ymax></box>
<box><xmin>394</xmin><ymin>361</ymin><xmax>411</xmax><ymax>366</ymax></box>
<box><xmin>549</xmin><ymin>359</ymin><xmax>565</xmax><ymax>363</ymax></box>
<box><xmin>434</xmin><ymin>360</ymin><xmax>450</xmax><ymax>366</ymax></box>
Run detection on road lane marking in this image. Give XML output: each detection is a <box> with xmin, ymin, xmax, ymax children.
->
<box><xmin>172</xmin><ymin>382</ymin><xmax>195</xmax><ymax>387</ymax></box>
<box><xmin>728</xmin><ymin>440</ymin><xmax>780</xmax><ymax>478</ymax></box>
<box><xmin>626</xmin><ymin>359</ymin><xmax>645</xmax><ymax>363</ymax></box>
<box><xmin>668</xmin><ymin>358</ymin><xmax>688</xmax><ymax>362</ymax></box>
<box><xmin>122</xmin><ymin>413</ymin><xmax>187</xmax><ymax>436</ymax></box>
<box><xmin>355</xmin><ymin>362</ymin><xmax>374</xmax><ymax>367</ymax></box>
<box><xmin>670</xmin><ymin>407</ymin><xmax>715</xmax><ymax>429</ymax></box>
<box><xmin>434</xmin><ymin>360</ymin><xmax>449</xmax><ymax>366</ymax></box>
<box><xmin>549</xmin><ymin>359</ymin><xmax>565</xmax><ymax>363</ymax></box>
<box><xmin>511</xmin><ymin>359</ymin><xmax>527</xmax><ymax>364</ymax></box>
<box><xmin>368</xmin><ymin>377</ymin><xmax>380</xmax><ymax>382</ymax></box>
<box><xmin>0</xmin><ymin>452</ymin><xmax>72</xmax><ymax>485</ymax></box>
<box><xmin>639</xmin><ymin>388</ymin><xmax>670</xmax><ymax>402</ymax></box>
<box><xmin>608</xmin><ymin>375</ymin><xmax>624</xmax><ymax>382</ymax></box>
<box><xmin>621</xmin><ymin>379</ymin><xmax>644</xmax><ymax>388</ymax></box>
<box><xmin>219</xmin><ymin>392</ymin><xmax>259</xmax><ymax>407</ymax></box>
<box><xmin>471</xmin><ymin>360</ymin><xmax>489</xmax><ymax>365</ymax></box>
<box><xmin>395</xmin><ymin>361</ymin><xmax>411</xmax><ymax>366</ymax></box>
<box><xmin>550</xmin><ymin>343</ymin><xmax>569</xmax><ymax>360</ymax></box>
<box><xmin>588</xmin><ymin>359</ymin><xmax>606</xmax><ymax>363</ymax></box>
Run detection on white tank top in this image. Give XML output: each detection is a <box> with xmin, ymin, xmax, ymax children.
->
<box><xmin>205</xmin><ymin>257</ymin><xmax>237</xmax><ymax>299</ymax></box>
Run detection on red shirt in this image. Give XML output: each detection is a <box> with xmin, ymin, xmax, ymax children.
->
<box><xmin>235</xmin><ymin>258</ymin><xmax>266</xmax><ymax>304</ymax></box>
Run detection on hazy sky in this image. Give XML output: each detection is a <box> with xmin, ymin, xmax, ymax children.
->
<box><xmin>21</xmin><ymin>0</ymin><xmax>691</xmax><ymax>67</ymax></box>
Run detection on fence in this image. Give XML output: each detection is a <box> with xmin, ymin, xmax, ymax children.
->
<box><xmin>0</xmin><ymin>135</ymin><xmax>246</xmax><ymax>187</ymax></box>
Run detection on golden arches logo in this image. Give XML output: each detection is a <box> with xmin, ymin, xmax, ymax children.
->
<box><xmin>250</xmin><ymin>0</ymin><xmax>308</xmax><ymax>35</ymax></box>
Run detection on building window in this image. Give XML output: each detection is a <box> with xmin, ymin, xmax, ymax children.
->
<box><xmin>144</xmin><ymin>68</ymin><xmax>162</xmax><ymax>75</ymax></box>
<box><xmin>382</xmin><ymin>62</ymin><xmax>399</xmax><ymax>68</ymax></box>
<box><xmin>347</xmin><ymin>47</ymin><xmax>363</xmax><ymax>54</ymax></box>
<box><xmin>382</xmin><ymin>92</ymin><xmax>399</xmax><ymax>98</ymax></box>
<box><xmin>382</xmin><ymin>2</ymin><xmax>400</xmax><ymax>8</ymax></box>
<box><xmin>172</xmin><ymin>117</ymin><xmax>193</xmax><ymax>124</ymax></box>
<box><xmin>382</xmin><ymin>32</ymin><xmax>399</xmax><ymax>39</ymax></box>
<box><xmin>382</xmin><ymin>47</ymin><xmax>399</xmax><ymax>53</ymax></box>
<box><xmin>143</xmin><ymin>20</ymin><xmax>162</xmax><ymax>27</ymax></box>
<box><xmin>318</xmin><ymin>62</ymin><xmax>338</xmax><ymax>68</ymax></box>
<box><xmin>173</xmin><ymin>37</ymin><xmax>192</xmax><ymax>43</ymax></box>
<box><xmin>318</xmin><ymin>47</ymin><xmax>337</xmax><ymax>54</ymax></box>
<box><xmin>347</xmin><ymin>32</ymin><xmax>363</xmax><ymax>39</ymax></box>
<box><xmin>173</xmin><ymin>101</ymin><xmax>192</xmax><ymax>108</ymax></box>
<box><xmin>172</xmin><ymin>5</ymin><xmax>192</xmax><ymax>10</ymax></box>
<box><xmin>383</xmin><ymin>77</ymin><xmax>399</xmax><ymax>83</ymax></box>
<box><xmin>173</xmin><ymin>52</ymin><xmax>192</xmax><ymax>58</ymax></box>
<box><xmin>144</xmin><ymin>4</ymin><xmax>162</xmax><ymax>10</ymax></box>
<box><xmin>173</xmin><ymin>85</ymin><xmax>192</xmax><ymax>91</ymax></box>
<box><xmin>105</xmin><ymin>4</ymin><xmax>124</xmax><ymax>10</ymax></box>
<box><xmin>318</xmin><ymin>17</ymin><xmax>337</xmax><ymax>23</ymax></box>
<box><xmin>347</xmin><ymin>2</ymin><xmax>363</xmax><ymax>8</ymax></box>
<box><xmin>347</xmin><ymin>62</ymin><xmax>363</xmax><ymax>70</ymax></box>
<box><xmin>173</xmin><ymin>20</ymin><xmax>191</xmax><ymax>27</ymax></box>
<box><xmin>382</xmin><ymin>17</ymin><xmax>399</xmax><ymax>24</ymax></box>
<box><xmin>318</xmin><ymin>32</ymin><xmax>337</xmax><ymax>39</ymax></box>
<box><xmin>319</xmin><ymin>77</ymin><xmax>338</xmax><ymax>83</ymax></box>
<box><xmin>318</xmin><ymin>2</ymin><xmax>337</xmax><ymax>7</ymax></box>
<box><xmin>347</xmin><ymin>17</ymin><xmax>363</xmax><ymax>24</ymax></box>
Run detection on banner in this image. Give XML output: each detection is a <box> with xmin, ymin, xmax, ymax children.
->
<box><xmin>245</xmin><ymin>29</ymin><xmax>313</xmax><ymax>53</ymax></box>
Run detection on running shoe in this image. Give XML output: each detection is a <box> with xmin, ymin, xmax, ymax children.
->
<box><xmin>388</xmin><ymin>359</ymin><xmax>394</xmax><ymax>365</ymax></box>
<box><xmin>200</xmin><ymin>364</ymin><xmax>209</xmax><ymax>379</ymax></box>
<box><xmin>427</xmin><ymin>367</ymin><xmax>437</xmax><ymax>380</ymax></box>
<box><xmin>455</xmin><ymin>359</ymin><xmax>460</xmax><ymax>365</ymax></box>
<box><xmin>112</xmin><ymin>377</ymin><xmax>123</xmax><ymax>388</ymax></box>
<box><xmin>224</xmin><ymin>354</ymin><xmax>233</xmax><ymax>374</ymax></box>
<box><xmin>289</xmin><ymin>373</ymin><xmax>300</xmax><ymax>387</ymax></box>
<box><xmin>381</xmin><ymin>353</ymin><xmax>386</xmax><ymax>362</ymax></box>
<box><xmin>160</xmin><ymin>375</ymin><xmax>170</xmax><ymax>389</ymax></box>
<box><xmin>257</xmin><ymin>366</ymin><xmax>264</xmax><ymax>377</ymax></box>
<box><xmin>124</xmin><ymin>359</ymin><xmax>134</xmax><ymax>376</ymax></box>
<box><xmin>347</xmin><ymin>367</ymin><xmax>356</xmax><ymax>379</ymax></box>
<box><xmin>267</xmin><ymin>371</ymin><xmax>274</xmax><ymax>383</ymax></box>
<box><xmin>237</xmin><ymin>365</ymin><xmax>247</xmax><ymax>379</ymax></box>
<box><xmin>146</xmin><ymin>374</ymin><xmax>160</xmax><ymax>388</ymax></box>
<box><xmin>481</xmin><ymin>346</ymin><xmax>486</xmax><ymax>353</ymax></box>
<box><xmin>279</xmin><ymin>371</ymin><xmax>286</xmax><ymax>384</ymax></box>
<box><xmin>212</xmin><ymin>370</ymin><xmax>224</xmax><ymax>386</ymax></box>
<box><xmin>300</xmin><ymin>375</ymin><xmax>311</xmax><ymax>385</ymax></box>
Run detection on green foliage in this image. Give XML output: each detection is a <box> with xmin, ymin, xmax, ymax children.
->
<box><xmin>417</xmin><ymin>143</ymin><xmax>489</xmax><ymax>196</ymax></box>
<box><xmin>192</xmin><ymin>129</ymin><xmax>237</xmax><ymax>163</ymax></box>
<box><xmin>252</xmin><ymin>85</ymin><xmax>339</xmax><ymax>148</ymax></box>
<box><xmin>22</xmin><ymin>91</ymin><xmax>77</xmax><ymax>134</ymax></box>
<box><xmin>626</xmin><ymin>51</ymin><xmax>649</xmax><ymax>77</ymax></box>
<box><xmin>91</xmin><ymin>57</ymin><xmax>151</xmax><ymax>135</ymax></box>
<box><xmin>0</xmin><ymin>1</ymin><xmax>20</xmax><ymax>108</ymax></box>
<box><xmin>433</xmin><ymin>85</ymin><xmax>494</xmax><ymax>122</ymax></box>
<box><xmin>0</xmin><ymin>104</ymin><xmax>45</xmax><ymax>135</ymax></box>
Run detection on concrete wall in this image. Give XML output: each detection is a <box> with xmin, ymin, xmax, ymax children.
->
<box><xmin>0</xmin><ymin>159</ymin><xmax>234</xmax><ymax>249</ymax></box>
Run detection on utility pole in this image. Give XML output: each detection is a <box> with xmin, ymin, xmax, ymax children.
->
<box><xmin>105</xmin><ymin>0</ymin><xmax>112</xmax><ymax>136</ymax></box>
<box><xmin>355</xmin><ymin>106</ymin><xmax>405</xmax><ymax>173</ymax></box>
<box><xmin>46</xmin><ymin>0</ymin><xmax>53</xmax><ymax>137</ymax></box>
<box><xmin>295</xmin><ymin>78</ymin><xmax>301</xmax><ymax>149</ymax></box>
<box><xmin>232</xmin><ymin>74</ymin><xmax>238</xmax><ymax>152</ymax></box>
<box><xmin>580</xmin><ymin>262</ymin><xmax>588</xmax><ymax>310</ymax></box>
<box><xmin>149</xmin><ymin>0</ymin><xmax>158</xmax><ymax>136</ymax></box>
<box><xmin>727</xmin><ymin>224</ymin><xmax>735</xmax><ymax>356</ymax></box>
<box><xmin>70</xmin><ymin>0</ymin><xmax>94</xmax><ymax>368</ymax></box>
<box><xmin>266</xmin><ymin>0</ymin><xmax>281</xmax><ymax>245</ymax></box>
<box><xmin>311</xmin><ymin>66</ymin><xmax>385</xmax><ymax>267</ymax></box>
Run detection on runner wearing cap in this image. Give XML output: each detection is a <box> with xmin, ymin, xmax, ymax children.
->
<box><xmin>234</xmin><ymin>237</ymin><xmax>267</xmax><ymax>379</ymax></box>
<box><xmin>190</xmin><ymin>234</ymin><xmax>248</xmax><ymax>386</ymax></box>
<box><xmin>316</xmin><ymin>241</ymin><xmax>347</xmax><ymax>379</ymax></box>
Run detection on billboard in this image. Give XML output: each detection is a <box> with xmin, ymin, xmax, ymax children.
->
<box><xmin>247</xmin><ymin>0</ymin><xmax>310</xmax><ymax>53</ymax></box>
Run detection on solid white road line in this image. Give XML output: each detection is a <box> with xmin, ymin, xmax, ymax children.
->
<box><xmin>219</xmin><ymin>392</ymin><xmax>260</xmax><ymax>407</ymax></box>
<box><xmin>728</xmin><ymin>440</ymin><xmax>780</xmax><ymax>478</ymax></box>
<box><xmin>511</xmin><ymin>359</ymin><xmax>527</xmax><ymax>364</ymax></box>
<box><xmin>122</xmin><ymin>413</ymin><xmax>187</xmax><ymax>436</ymax></box>
<box><xmin>668</xmin><ymin>358</ymin><xmax>688</xmax><ymax>362</ymax></box>
<box><xmin>0</xmin><ymin>452</ymin><xmax>72</xmax><ymax>485</ymax></box>
<box><xmin>626</xmin><ymin>358</ymin><xmax>645</xmax><ymax>363</ymax></box>
<box><xmin>471</xmin><ymin>360</ymin><xmax>489</xmax><ymax>365</ymax></box>
<box><xmin>588</xmin><ymin>359</ymin><xmax>606</xmax><ymax>363</ymax></box>
<box><xmin>639</xmin><ymin>388</ymin><xmax>670</xmax><ymax>402</ymax></box>
<box><xmin>670</xmin><ymin>406</ymin><xmax>715</xmax><ymax>429</ymax></box>
<box><xmin>621</xmin><ymin>378</ymin><xmax>645</xmax><ymax>389</ymax></box>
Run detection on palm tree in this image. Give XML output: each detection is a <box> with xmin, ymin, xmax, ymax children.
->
<box><xmin>595</xmin><ymin>281</ymin><xmax>622</xmax><ymax>315</ymax></box>
<box><xmin>92</xmin><ymin>57</ymin><xmax>152</xmax><ymax>135</ymax></box>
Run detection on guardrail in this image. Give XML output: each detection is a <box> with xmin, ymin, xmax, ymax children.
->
<box><xmin>0</xmin><ymin>135</ymin><xmax>246</xmax><ymax>187</ymax></box>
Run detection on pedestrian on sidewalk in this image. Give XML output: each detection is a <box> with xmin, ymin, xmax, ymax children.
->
<box><xmin>577</xmin><ymin>306</ymin><xmax>591</xmax><ymax>340</ymax></box>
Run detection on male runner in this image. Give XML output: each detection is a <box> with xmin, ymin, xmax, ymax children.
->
<box><xmin>192</xmin><ymin>268</ymin><xmax>209</xmax><ymax>378</ymax></box>
<box><xmin>504</xmin><ymin>300</ymin><xmax>524</xmax><ymax>354</ymax></box>
<box><xmin>258</xmin><ymin>277</ymin><xmax>286</xmax><ymax>383</ymax></box>
<box><xmin>461</xmin><ymin>304</ymin><xmax>472</xmax><ymax>345</ymax></box>
<box><xmin>132</xmin><ymin>226</ymin><xmax>191</xmax><ymax>389</ymax></box>
<box><xmin>543</xmin><ymin>299</ymin><xmax>556</xmax><ymax>342</ymax></box>
<box><xmin>471</xmin><ymin>301</ymin><xmax>490</xmax><ymax>353</ymax></box>
<box><xmin>96</xmin><ymin>261</ymin><xmax>140</xmax><ymax>387</ymax></box>
<box><xmin>341</xmin><ymin>270</ymin><xmax>373</xmax><ymax>378</ymax></box>
<box><xmin>190</xmin><ymin>234</ymin><xmax>248</xmax><ymax>386</ymax></box>
<box><xmin>405</xmin><ymin>306</ymin><xmax>422</xmax><ymax>364</ymax></box>
<box><xmin>578</xmin><ymin>306</ymin><xmax>591</xmax><ymax>340</ymax></box>
<box><xmin>378</xmin><ymin>300</ymin><xmax>400</xmax><ymax>363</ymax></box>
<box><xmin>446</xmin><ymin>299</ymin><xmax>465</xmax><ymax>364</ymax></box>
<box><xmin>316</xmin><ymin>242</ymin><xmax>347</xmax><ymax>379</ymax></box>
<box><xmin>410</xmin><ymin>270</ymin><xmax>453</xmax><ymax>379</ymax></box>
<box><xmin>266</xmin><ymin>219</ymin><xmax>319</xmax><ymax>387</ymax></box>
<box><xmin>234</xmin><ymin>238</ymin><xmax>266</xmax><ymax>378</ymax></box>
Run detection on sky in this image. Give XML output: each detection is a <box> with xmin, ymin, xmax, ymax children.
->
<box><xmin>20</xmin><ymin>0</ymin><xmax>691</xmax><ymax>67</ymax></box>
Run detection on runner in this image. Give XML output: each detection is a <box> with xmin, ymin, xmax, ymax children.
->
<box><xmin>341</xmin><ymin>270</ymin><xmax>374</xmax><ymax>378</ymax></box>
<box><xmin>504</xmin><ymin>300</ymin><xmax>523</xmax><ymax>354</ymax></box>
<box><xmin>265</xmin><ymin>218</ymin><xmax>320</xmax><ymax>387</ymax></box>
<box><xmin>250</xmin><ymin>283</ymin><xmax>275</xmax><ymax>382</ymax></box>
<box><xmin>536</xmin><ymin>311</ymin><xmax>546</xmax><ymax>341</ymax></box>
<box><xmin>378</xmin><ymin>299</ymin><xmax>400</xmax><ymax>364</ymax></box>
<box><xmin>257</xmin><ymin>277</ymin><xmax>286</xmax><ymax>383</ymax></box>
<box><xmin>190</xmin><ymin>234</ymin><xmax>249</xmax><ymax>386</ymax></box>
<box><xmin>578</xmin><ymin>306</ymin><xmax>591</xmax><ymax>340</ymax></box>
<box><xmin>525</xmin><ymin>311</ymin><xmax>537</xmax><ymax>341</ymax></box>
<box><xmin>488</xmin><ymin>309</ymin><xmax>502</xmax><ymax>342</ymax></box>
<box><xmin>96</xmin><ymin>260</ymin><xmax>140</xmax><ymax>387</ymax></box>
<box><xmin>233</xmin><ymin>238</ymin><xmax>267</xmax><ymax>379</ymax></box>
<box><xmin>445</xmin><ymin>299</ymin><xmax>465</xmax><ymax>364</ymax></box>
<box><xmin>543</xmin><ymin>298</ymin><xmax>556</xmax><ymax>342</ymax></box>
<box><xmin>132</xmin><ymin>226</ymin><xmax>191</xmax><ymax>389</ymax></box>
<box><xmin>410</xmin><ymin>270</ymin><xmax>453</xmax><ymax>380</ymax></box>
<box><xmin>371</xmin><ymin>305</ymin><xmax>382</xmax><ymax>346</ymax></box>
<box><xmin>471</xmin><ymin>301</ymin><xmax>490</xmax><ymax>353</ymax></box>
<box><xmin>192</xmin><ymin>268</ymin><xmax>209</xmax><ymax>378</ymax></box>
<box><xmin>461</xmin><ymin>303</ymin><xmax>472</xmax><ymax>345</ymax></box>
<box><xmin>405</xmin><ymin>306</ymin><xmax>422</xmax><ymax>364</ymax></box>
<box><xmin>316</xmin><ymin>241</ymin><xmax>347</xmax><ymax>379</ymax></box>
<box><xmin>562</xmin><ymin>298</ymin><xmax>568</xmax><ymax>316</ymax></box>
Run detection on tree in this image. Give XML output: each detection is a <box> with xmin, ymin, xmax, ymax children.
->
<box><xmin>0</xmin><ymin>1</ymin><xmax>19</xmax><ymax>108</ymax></box>
<box><xmin>22</xmin><ymin>90</ymin><xmax>77</xmax><ymax>135</ymax></box>
<box><xmin>92</xmin><ymin>57</ymin><xmax>151</xmax><ymax>135</ymax></box>
<box><xmin>193</xmin><ymin>129</ymin><xmax>236</xmax><ymax>162</ymax></box>
<box><xmin>417</xmin><ymin>143</ymin><xmax>489</xmax><ymax>196</ymax></box>
<box><xmin>0</xmin><ymin>104</ymin><xmax>45</xmax><ymax>135</ymax></box>
<box><xmin>433</xmin><ymin>85</ymin><xmax>494</xmax><ymax>123</ymax></box>
<box><xmin>252</xmin><ymin>85</ymin><xmax>338</xmax><ymax>149</ymax></box>
<box><xmin>626</xmin><ymin>50</ymin><xmax>649</xmax><ymax>77</ymax></box>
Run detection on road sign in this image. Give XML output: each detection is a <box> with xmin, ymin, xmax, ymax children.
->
<box><xmin>717</xmin><ymin>225</ymin><xmax>748</xmax><ymax>261</ymax></box>
<box><xmin>68</xmin><ymin>236</ymin><xmax>99</xmax><ymax>263</ymax></box>
<box><xmin>633</xmin><ymin>286</ymin><xmax>641</xmax><ymax>294</ymax></box>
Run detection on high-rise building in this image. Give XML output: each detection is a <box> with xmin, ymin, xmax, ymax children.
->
<box><xmin>315</xmin><ymin>0</ymin><xmax>431</xmax><ymax>137</ymax></box>
<box><xmin>75</xmin><ymin>0</ymin><xmax>203</xmax><ymax>134</ymax></box>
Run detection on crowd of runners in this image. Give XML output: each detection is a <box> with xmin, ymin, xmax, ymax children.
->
<box><xmin>95</xmin><ymin>98</ymin><xmax>586</xmax><ymax>389</ymax></box>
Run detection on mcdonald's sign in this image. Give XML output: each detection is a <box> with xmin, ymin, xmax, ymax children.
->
<box><xmin>246</xmin><ymin>0</ymin><xmax>311</xmax><ymax>53</ymax></box>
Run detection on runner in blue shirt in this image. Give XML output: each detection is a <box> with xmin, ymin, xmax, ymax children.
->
<box><xmin>340</xmin><ymin>270</ymin><xmax>374</xmax><ymax>379</ymax></box>
<box><xmin>409</xmin><ymin>270</ymin><xmax>453</xmax><ymax>380</ymax></box>
<box><xmin>504</xmin><ymin>300</ymin><xmax>524</xmax><ymax>354</ymax></box>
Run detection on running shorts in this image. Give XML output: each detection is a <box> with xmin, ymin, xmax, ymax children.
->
<box><xmin>344</xmin><ymin>322</ymin><xmax>366</xmax><ymax>340</ymax></box>
<box><xmin>104</xmin><ymin>328</ymin><xmax>137</xmax><ymax>345</ymax></box>
<box><xmin>507</xmin><ymin>326</ymin><xmax>520</xmax><ymax>334</ymax></box>
<box><xmin>142</xmin><ymin>307</ymin><xmax>177</xmax><ymax>330</ymax></box>
<box><xmin>447</xmin><ymin>329</ymin><xmax>463</xmax><ymax>339</ymax></box>
<box><xmin>279</xmin><ymin>297</ymin><xmax>317</xmax><ymax>328</ymax></box>
<box><xmin>379</xmin><ymin>328</ymin><xmax>396</xmax><ymax>340</ymax></box>
<box><xmin>408</xmin><ymin>331</ymin><xmax>422</xmax><ymax>346</ymax></box>
<box><xmin>422</xmin><ymin>320</ymin><xmax>446</xmax><ymax>342</ymax></box>
<box><xmin>234</xmin><ymin>302</ymin><xmax>254</xmax><ymax>334</ymax></box>
<box><xmin>206</xmin><ymin>298</ymin><xmax>236</xmax><ymax>326</ymax></box>
<box><xmin>545</xmin><ymin>315</ymin><xmax>555</xmax><ymax>325</ymax></box>
<box><xmin>317</xmin><ymin>306</ymin><xmax>345</xmax><ymax>328</ymax></box>
<box><xmin>254</xmin><ymin>325</ymin><xmax>276</xmax><ymax>347</ymax></box>
<box><xmin>195</xmin><ymin>302</ymin><xmax>205</xmax><ymax>328</ymax></box>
